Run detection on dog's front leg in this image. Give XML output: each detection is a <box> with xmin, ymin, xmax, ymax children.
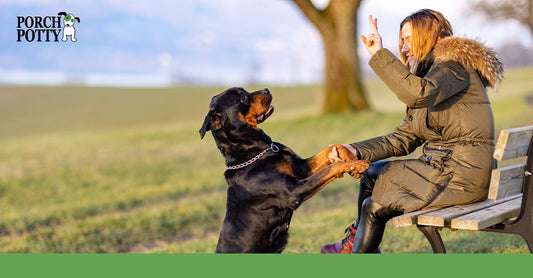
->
<box><xmin>305</xmin><ymin>144</ymin><xmax>360</xmax><ymax>173</ymax></box>
<box><xmin>291</xmin><ymin>160</ymin><xmax>371</xmax><ymax>207</ymax></box>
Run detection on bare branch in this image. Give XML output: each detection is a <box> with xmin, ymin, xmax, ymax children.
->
<box><xmin>290</xmin><ymin>0</ymin><xmax>328</xmax><ymax>31</ymax></box>
<box><xmin>471</xmin><ymin>0</ymin><xmax>533</xmax><ymax>36</ymax></box>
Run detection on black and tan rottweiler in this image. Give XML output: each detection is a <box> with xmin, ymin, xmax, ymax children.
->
<box><xmin>199</xmin><ymin>87</ymin><xmax>370</xmax><ymax>253</ymax></box>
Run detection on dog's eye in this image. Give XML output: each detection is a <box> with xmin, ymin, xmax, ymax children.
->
<box><xmin>240</xmin><ymin>94</ymin><xmax>248</xmax><ymax>103</ymax></box>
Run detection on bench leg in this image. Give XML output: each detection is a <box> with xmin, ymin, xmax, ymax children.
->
<box><xmin>417</xmin><ymin>225</ymin><xmax>446</xmax><ymax>253</ymax></box>
<box><xmin>483</xmin><ymin>219</ymin><xmax>533</xmax><ymax>253</ymax></box>
<box><xmin>516</xmin><ymin>224</ymin><xmax>533</xmax><ymax>253</ymax></box>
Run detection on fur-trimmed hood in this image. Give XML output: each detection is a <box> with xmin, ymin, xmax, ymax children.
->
<box><xmin>433</xmin><ymin>37</ymin><xmax>503</xmax><ymax>88</ymax></box>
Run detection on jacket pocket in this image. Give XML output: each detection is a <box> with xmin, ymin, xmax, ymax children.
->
<box><xmin>421</xmin><ymin>143</ymin><xmax>453</xmax><ymax>170</ymax></box>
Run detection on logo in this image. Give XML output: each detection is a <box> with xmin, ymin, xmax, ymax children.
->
<box><xmin>17</xmin><ymin>12</ymin><xmax>80</xmax><ymax>42</ymax></box>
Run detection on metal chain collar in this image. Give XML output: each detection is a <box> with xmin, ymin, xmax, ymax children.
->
<box><xmin>226</xmin><ymin>143</ymin><xmax>279</xmax><ymax>170</ymax></box>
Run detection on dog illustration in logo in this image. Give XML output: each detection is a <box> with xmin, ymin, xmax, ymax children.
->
<box><xmin>58</xmin><ymin>12</ymin><xmax>80</xmax><ymax>42</ymax></box>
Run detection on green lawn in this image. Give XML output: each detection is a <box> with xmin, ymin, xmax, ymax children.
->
<box><xmin>1</xmin><ymin>67</ymin><xmax>532</xmax><ymax>253</ymax></box>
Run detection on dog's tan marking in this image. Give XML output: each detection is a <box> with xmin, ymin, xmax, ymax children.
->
<box><xmin>240</xmin><ymin>94</ymin><xmax>269</xmax><ymax>128</ymax></box>
<box><xmin>275</xmin><ymin>161</ymin><xmax>294</xmax><ymax>177</ymax></box>
<box><xmin>239</xmin><ymin>112</ymin><xmax>258</xmax><ymax>129</ymax></box>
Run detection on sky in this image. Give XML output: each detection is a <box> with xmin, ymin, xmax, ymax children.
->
<box><xmin>1</xmin><ymin>0</ymin><xmax>530</xmax><ymax>87</ymax></box>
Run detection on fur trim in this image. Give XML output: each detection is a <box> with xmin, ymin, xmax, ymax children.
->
<box><xmin>433</xmin><ymin>37</ymin><xmax>503</xmax><ymax>87</ymax></box>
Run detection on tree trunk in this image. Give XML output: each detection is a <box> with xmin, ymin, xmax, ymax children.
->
<box><xmin>291</xmin><ymin>0</ymin><xmax>370</xmax><ymax>113</ymax></box>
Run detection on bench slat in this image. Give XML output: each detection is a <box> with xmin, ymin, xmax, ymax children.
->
<box><xmin>450</xmin><ymin>197</ymin><xmax>522</xmax><ymax>230</ymax></box>
<box><xmin>493</xmin><ymin>125</ymin><xmax>533</xmax><ymax>161</ymax></box>
<box><xmin>416</xmin><ymin>194</ymin><xmax>522</xmax><ymax>227</ymax></box>
<box><xmin>390</xmin><ymin>207</ymin><xmax>443</xmax><ymax>228</ymax></box>
<box><xmin>488</xmin><ymin>163</ymin><xmax>526</xmax><ymax>200</ymax></box>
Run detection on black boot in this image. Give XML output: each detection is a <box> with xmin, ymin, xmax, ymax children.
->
<box><xmin>357</xmin><ymin>161</ymin><xmax>389</xmax><ymax>220</ymax></box>
<box><xmin>351</xmin><ymin>197</ymin><xmax>402</xmax><ymax>253</ymax></box>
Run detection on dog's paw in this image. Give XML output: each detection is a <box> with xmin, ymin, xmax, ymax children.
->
<box><xmin>346</xmin><ymin>160</ymin><xmax>372</xmax><ymax>179</ymax></box>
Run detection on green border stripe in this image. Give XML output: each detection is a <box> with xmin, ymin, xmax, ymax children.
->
<box><xmin>0</xmin><ymin>254</ymin><xmax>531</xmax><ymax>277</ymax></box>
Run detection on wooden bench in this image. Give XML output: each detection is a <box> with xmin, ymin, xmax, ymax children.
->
<box><xmin>390</xmin><ymin>125</ymin><xmax>533</xmax><ymax>253</ymax></box>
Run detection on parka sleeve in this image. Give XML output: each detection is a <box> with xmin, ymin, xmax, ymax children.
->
<box><xmin>351</xmin><ymin>114</ymin><xmax>425</xmax><ymax>162</ymax></box>
<box><xmin>369</xmin><ymin>48</ymin><xmax>470</xmax><ymax>108</ymax></box>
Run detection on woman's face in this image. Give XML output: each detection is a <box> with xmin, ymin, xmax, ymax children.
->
<box><xmin>401</xmin><ymin>22</ymin><xmax>415</xmax><ymax>68</ymax></box>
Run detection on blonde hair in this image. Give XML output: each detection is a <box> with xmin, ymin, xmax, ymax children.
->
<box><xmin>399</xmin><ymin>9</ymin><xmax>453</xmax><ymax>73</ymax></box>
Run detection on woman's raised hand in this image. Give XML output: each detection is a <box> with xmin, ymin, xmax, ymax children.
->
<box><xmin>360</xmin><ymin>14</ymin><xmax>383</xmax><ymax>56</ymax></box>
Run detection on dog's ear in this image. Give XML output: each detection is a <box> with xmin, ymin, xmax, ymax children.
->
<box><xmin>199</xmin><ymin>114</ymin><xmax>211</xmax><ymax>139</ymax></box>
<box><xmin>75</xmin><ymin>17</ymin><xmax>80</xmax><ymax>22</ymax></box>
<box><xmin>58</xmin><ymin>12</ymin><xmax>67</xmax><ymax>16</ymax></box>
<box><xmin>199</xmin><ymin>111</ymin><xmax>222</xmax><ymax>139</ymax></box>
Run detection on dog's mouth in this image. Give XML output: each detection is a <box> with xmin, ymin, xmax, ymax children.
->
<box><xmin>256</xmin><ymin>105</ymin><xmax>274</xmax><ymax>124</ymax></box>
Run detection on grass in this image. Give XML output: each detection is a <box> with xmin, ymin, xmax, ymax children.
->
<box><xmin>0</xmin><ymin>67</ymin><xmax>532</xmax><ymax>253</ymax></box>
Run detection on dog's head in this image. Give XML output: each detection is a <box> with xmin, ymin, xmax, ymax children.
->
<box><xmin>58</xmin><ymin>12</ymin><xmax>80</xmax><ymax>27</ymax></box>
<box><xmin>199</xmin><ymin>87</ymin><xmax>274</xmax><ymax>139</ymax></box>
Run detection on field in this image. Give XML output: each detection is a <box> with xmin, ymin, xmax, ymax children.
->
<box><xmin>1</xmin><ymin>67</ymin><xmax>533</xmax><ymax>253</ymax></box>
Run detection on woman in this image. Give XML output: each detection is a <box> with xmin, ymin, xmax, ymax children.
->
<box><xmin>321</xmin><ymin>9</ymin><xmax>503</xmax><ymax>253</ymax></box>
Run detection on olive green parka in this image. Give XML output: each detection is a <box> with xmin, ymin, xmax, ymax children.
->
<box><xmin>352</xmin><ymin>37</ymin><xmax>503</xmax><ymax>213</ymax></box>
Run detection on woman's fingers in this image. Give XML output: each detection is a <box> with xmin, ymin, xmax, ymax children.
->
<box><xmin>361</xmin><ymin>14</ymin><xmax>383</xmax><ymax>55</ymax></box>
<box><xmin>368</xmin><ymin>14</ymin><xmax>380</xmax><ymax>45</ymax></box>
<box><xmin>332</xmin><ymin>146</ymin><xmax>340</xmax><ymax>162</ymax></box>
<box><xmin>328</xmin><ymin>146</ymin><xmax>344</xmax><ymax>163</ymax></box>
<box><xmin>369</xmin><ymin>14</ymin><xmax>379</xmax><ymax>35</ymax></box>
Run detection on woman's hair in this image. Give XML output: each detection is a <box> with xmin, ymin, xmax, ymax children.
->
<box><xmin>399</xmin><ymin>9</ymin><xmax>453</xmax><ymax>72</ymax></box>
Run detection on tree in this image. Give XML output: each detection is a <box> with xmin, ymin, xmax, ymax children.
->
<box><xmin>471</xmin><ymin>0</ymin><xmax>533</xmax><ymax>38</ymax></box>
<box><xmin>290</xmin><ymin>0</ymin><xmax>369</xmax><ymax>113</ymax></box>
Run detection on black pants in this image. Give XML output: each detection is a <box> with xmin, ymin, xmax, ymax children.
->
<box><xmin>352</xmin><ymin>161</ymin><xmax>402</xmax><ymax>253</ymax></box>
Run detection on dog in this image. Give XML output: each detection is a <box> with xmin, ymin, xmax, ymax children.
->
<box><xmin>199</xmin><ymin>87</ymin><xmax>371</xmax><ymax>253</ymax></box>
<box><xmin>58</xmin><ymin>12</ymin><xmax>80</xmax><ymax>42</ymax></box>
